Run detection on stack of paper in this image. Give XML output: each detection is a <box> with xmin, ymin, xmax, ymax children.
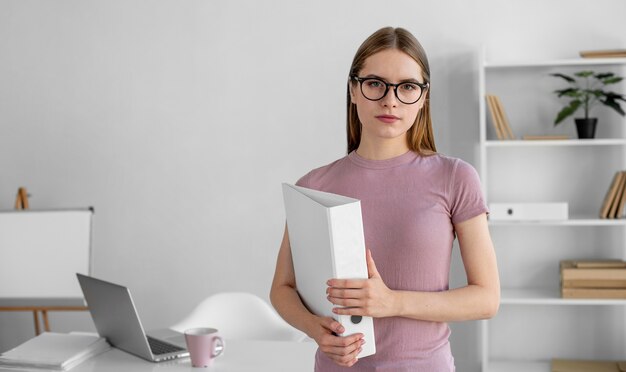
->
<box><xmin>0</xmin><ymin>332</ymin><xmax>110</xmax><ymax>371</ymax></box>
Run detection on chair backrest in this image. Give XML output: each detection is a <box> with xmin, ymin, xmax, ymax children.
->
<box><xmin>170</xmin><ymin>292</ymin><xmax>306</xmax><ymax>342</ymax></box>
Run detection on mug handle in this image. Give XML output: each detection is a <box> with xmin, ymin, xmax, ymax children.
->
<box><xmin>212</xmin><ymin>336</ymin><xmax>225</xmax><ymax>358</ymax></box>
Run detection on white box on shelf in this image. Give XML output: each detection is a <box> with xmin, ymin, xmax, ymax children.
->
<box><xmin>489</xmin><ymin>202</ymin><xmax>568</xmax><ymax>221</ymax></box>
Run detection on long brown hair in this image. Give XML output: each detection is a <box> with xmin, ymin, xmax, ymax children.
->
<box><xmin>347</xmin><ymin>27</ymin><xmax>436</xmax><ymax>155</ymax></box>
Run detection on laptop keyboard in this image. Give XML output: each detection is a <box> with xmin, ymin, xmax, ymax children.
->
<box><xmin>147</xmin><ymin>336</ymin><xmax>185</xmax><ymax>355</ymax></box>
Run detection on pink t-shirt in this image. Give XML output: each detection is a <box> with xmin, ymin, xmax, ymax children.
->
<box><xmin>296</xmin><ymin>150</ymin><xmax>488</xmax><ymax>372</ymax></box>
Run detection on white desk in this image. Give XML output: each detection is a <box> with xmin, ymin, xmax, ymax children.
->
<box><xmin>0</xmin><ymin>339</ymin><xmax>317</xmax><ymax>372</ymax></box>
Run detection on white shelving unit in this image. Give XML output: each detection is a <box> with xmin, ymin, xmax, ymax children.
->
<box><xmin>479</xmin><ymin>55</ymin><xmax>626</xmax><ymax>372</ymax></box>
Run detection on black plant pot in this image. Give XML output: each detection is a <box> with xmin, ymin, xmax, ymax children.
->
<box><xmin>575</xmin><ymin>118</ymin><xmax>598</xmax><ymax>139</ymax></box>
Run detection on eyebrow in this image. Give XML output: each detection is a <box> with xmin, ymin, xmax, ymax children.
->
<box><xmin>362</xmin><ymin>74</ymin><xmax>423</xmax><ymax>84</ymax></box>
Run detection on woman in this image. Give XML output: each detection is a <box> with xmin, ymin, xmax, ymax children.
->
<box><xmin>270</xmin><ymin>27</ymin><xmax>500</xmax><ymax>371</ymax></box>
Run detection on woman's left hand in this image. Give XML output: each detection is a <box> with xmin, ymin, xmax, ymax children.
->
<box><xmin>327</xmin><ymin>249</ymin><xmax>397</xmax><ymax>318</ymax></box>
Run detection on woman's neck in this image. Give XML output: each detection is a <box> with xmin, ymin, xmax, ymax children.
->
<box><xmin>355</xmin><ymin>137</ymin><xmax>410</xmax><ymax>160</ymax></box>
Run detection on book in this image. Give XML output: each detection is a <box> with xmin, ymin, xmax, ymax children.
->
<box><xmin>563</xmin><ymin>279</ymin><xmax>626</xmax><ymax>288</ymax></box>
<box><xmin>580</xmin><ymin>49</ymin><xmax>626</xmax><ymax>59</ymax></box>
<box><xmin>552</xmin><ymin>358</ymin><xmax>626</xmax><ymax>372</ymax></box>
<box><xmin>562</xmin><ymin>287</ymin><xmax>626</xmax><ymax>299</ymax></box>
<box><xmin>573</xmin><ymin>260</ymin><xmax>626</xmax><ymax>269</ymax></box>
<box><xmin>0</xmin><ymin>332</ymin><xmax>110</xmax><ymax>371</ymax></box>
<box><xmin>494</xmin><ymin>95</ymin><xmax>515</xmax><ymax>139</ymax></box>
<box><xmin>616</xmin><ymin>174</ymin><xmax>626</xmax><ymax>218</ymax></box>
<box><xmin>486</xmin><ymin>95</ymin><xmax>504</xmax><ymax>140</ymax></box>
<box><xmin>600</xmin><ymin>171</ymin><xmax>624</xmax><ymax>219</ymax></box>
<box><xmin>608</xmin><ymin>172</ymin><xmax>626</xmax><ymax>219</ymax></box>
<box><xmin>561</xmin><ymin>260</ymin><xmax>626</xmax><ymax>281</ymax></box>
<box><xmin>282</xmin><ymin>183</ymin><xmax>376</xmax><ymax>357</ymax></box>
<box><xmin>522</xmin><ymin>135</ymin><xmax>570</xmax><ymax>140</ymax></box>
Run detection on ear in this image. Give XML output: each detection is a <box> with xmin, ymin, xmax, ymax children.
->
<box><xmin>349</xmin><ymin>84</ymin><xmax>356</xmax><ymax>104</ymax></box>
<box><xmin>416</xmin><ymin>91</ymin><xmax>428</xmax><ymax>110</ymax></box>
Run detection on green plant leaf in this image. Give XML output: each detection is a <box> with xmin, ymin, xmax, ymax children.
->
<box><xmin>575</xmin><ymin>71</ymin><xmax>594</xmax><ymax>78</ymax></box>
<box><xmin>603</xmin><ymin>98</ymin><xmax>625</xmax><ymax>116</ymax></box>
<box><xmin>551</xmin><ymin>73</ymin><xmax>575</xmax><ymax>83</ymax></box>
<box><xmin>605</xmin><ymin>92</ymin><xmax>626</xmax><ymax>102</ymax></box>
<box><xmin>555</xmin><ymin>88</ymin><xmax>580</xmax><ymax>98</ymax></box>
<box><xmin>590</xmin><ymin>89</ymin><xmax>604</xmax><ymax>98</ymax></box>
<box><xmin>602</xmin><ymin>77</ymin><xmax>623</xmax><ymax>85</ymax></box>
<box><xmin>554</xmin><ymin>100</ymin><xmax>582</xmax><ymax>125</ymax></box>
<box><xmin>595</xmin><ymin>72</ymin><xmax>615</xmax><ymax>79</ymax></box>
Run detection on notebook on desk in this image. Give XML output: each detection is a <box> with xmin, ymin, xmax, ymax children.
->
<box><xmin>76</xmin><ymin>274</ymin><xmax>189</xmax><ymax>362</ymax></box>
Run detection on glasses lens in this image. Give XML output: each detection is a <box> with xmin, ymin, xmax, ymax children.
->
<box><xmin>397</xmin><ymin>83</ymin><xmax>422</xmax><ymax>104</ymax></box>
<box><xmin>360</xmin><ymin>78</ymin><xmax>387</xmax><ymax>100</ymax></box>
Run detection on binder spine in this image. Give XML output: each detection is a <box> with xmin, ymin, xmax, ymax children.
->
<box><xmin>328</xmin><ymin>204</ymin><xmax>376</xmax><ymax>357</ymax></box>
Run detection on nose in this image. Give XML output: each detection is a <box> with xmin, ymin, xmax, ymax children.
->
<box><xmin>380</xmin><ymin>87</ymin><xmax>399</xmax><ymax>107</ymax></box>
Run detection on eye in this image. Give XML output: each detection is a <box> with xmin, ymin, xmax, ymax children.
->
<box><xmin>400</xmin><ymin>83</ymin><xmax>419</xmax><ymax>91</ymax></box>
<box><xmin>365</xmin><ymin>79</ymin><xmax>385</xmax><ymax>88</ymax></box>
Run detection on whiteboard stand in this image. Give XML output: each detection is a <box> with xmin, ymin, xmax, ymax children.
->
<box><xmin>0</xmin><ymin>204</ymin><xmax>93</xmax><ymax>335</ymax></box>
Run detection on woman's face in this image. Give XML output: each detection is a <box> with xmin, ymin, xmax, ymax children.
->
<box><xmin>350</xmin><ymin>49</ymin><xmax>426</xmax><ymax>149</ymax></box>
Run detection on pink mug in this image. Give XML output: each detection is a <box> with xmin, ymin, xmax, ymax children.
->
<box><xmin>184</xmin><ymin>328</ymin><xmax>225</xmax><ymax>368</ymax></box>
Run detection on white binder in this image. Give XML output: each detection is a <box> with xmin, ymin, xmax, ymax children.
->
<box><xmin>282</xmin><ymin>183</ymin><xmax>376</xmax><ymax>357</ymax></box>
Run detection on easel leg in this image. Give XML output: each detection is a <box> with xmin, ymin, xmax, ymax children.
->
<box><xmin>42</xmin><ymin>310</ymin><xmax>50</xmax><ymax>332</ymax></box>
<box><xmin>32</xmin><ymin>310</ymin><xmax>41</xmax><ymax>335</ymax></box>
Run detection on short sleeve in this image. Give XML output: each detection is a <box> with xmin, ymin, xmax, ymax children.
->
<box><xmin>449</xmin><ymin>159</ymin><xmax>489</xmax><ymax>224</ymax></box>
<box><xmin>295</xmin><ymin>171</ymin><xmax>312</xmax><ymax>188</ymax></box>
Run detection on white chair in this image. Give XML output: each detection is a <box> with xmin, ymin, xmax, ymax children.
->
<box><xmin>170</xmin><ymin>292</ymin><xmax>307</xmax><ymax>342</ymax></box>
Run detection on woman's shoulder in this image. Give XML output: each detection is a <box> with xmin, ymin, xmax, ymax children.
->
<box><xmin>421</xmin><ymin>152</ymin><xmax>469</xmax><ymax>171</ymax></box>
<box><xmin>419</xmin><ymin>153</ymin><xmax>480</xmax><ymax>184</ymax></box>
<box><xmin>296</xmin><ymin>155</ymin><xmax>350</xmax><ymax>188</ymax></box>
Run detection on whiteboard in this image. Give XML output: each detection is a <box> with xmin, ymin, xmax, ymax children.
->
<box><xmin>0</xmin><ymin>209</ymin><xmax>93</xmax><ymax>298</ymax></box>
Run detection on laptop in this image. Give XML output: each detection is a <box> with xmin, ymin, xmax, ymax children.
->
<box><xmin>76</xmin><ymin>273</ymin><xmax>189</xmax><ymax>362</ymax></box>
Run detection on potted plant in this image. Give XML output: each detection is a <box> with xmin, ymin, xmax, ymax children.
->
<box><xmin>551</xmin><ymin>70</ymin><xmax>626</xmax><ymax>138</ymax></box>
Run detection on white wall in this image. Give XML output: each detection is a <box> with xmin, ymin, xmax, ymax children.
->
<box><xmin>1</xmin><ymin>0</ymin><xmax>625</xmax><ymax>370</ymax></box>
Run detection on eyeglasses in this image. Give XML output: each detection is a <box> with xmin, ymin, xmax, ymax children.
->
<box><xmin>350</xmin><ymin>75</ymin><xmax>429</xmax><ymax>105</ymax></box>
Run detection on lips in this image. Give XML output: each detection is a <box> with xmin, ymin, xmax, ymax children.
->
<box><xmin>376</xmin><ymin>115</ymin><xmax>400</xmax><ymax>124</ymax></box>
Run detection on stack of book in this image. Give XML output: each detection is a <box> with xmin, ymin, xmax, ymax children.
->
<box><xmin>599</xmin><ymin>171</ymin><xmax>626</xmax><ymax>219</ymax></box>
<box><xmin>0</xmin><ymin>332</ymin><xmax>110</xmax><ymax>371</ymax></box>
<box><xmin>560</xmin><ymin>260</ymin><xmax>626</xmax><ymax>299</ymax></box>
<box><xmin>485</xmin><ymin>94</ymin><xmax>515</xmax><ymax>140</ymax></box>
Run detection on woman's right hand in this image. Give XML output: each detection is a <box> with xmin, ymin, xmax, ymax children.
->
<box><xmin>309</xmin><ymin>316</ymin><xmax>365</xmax><ymax>368</ymax></box>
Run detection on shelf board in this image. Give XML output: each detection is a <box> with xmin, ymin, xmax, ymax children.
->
<box><xmin>485</xmin><ymin>58</ymin><xmax>626</xmax><ymax>68</ymax></box>
<box><xmin>501</xmin><ymin>288</ymin><xmax>626</xmax><ymax>306</ymax></box>
<box><xmin>486</xmin><ymin>360</ymin><xmax>550</xmax><ymax>372</ymax></box>
<box><xmin>488</xmin><ymin>218</ymin><xmax>626</xmax><ymax>226</ymax></box>
<box><xmin>484</xmin><ymin>139</ymin><xmax>626</xmax><ymax>147</ymax></box>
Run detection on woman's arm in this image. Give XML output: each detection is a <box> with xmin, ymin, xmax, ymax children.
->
<box><xmin>327</xmin><ymin>213</ymin><xmax>500</xmax><ymax>322</ymax></box>
<box><xmin>270</xmin><ymin>225</ymin><xmax>365</xmax><ymax>367</ymax></box>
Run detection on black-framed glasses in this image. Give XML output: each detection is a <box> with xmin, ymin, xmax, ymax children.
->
<box><xmin>350</xmin><ymin>75</ymin><xmax>429</xmax><ymax>104</ymax></box>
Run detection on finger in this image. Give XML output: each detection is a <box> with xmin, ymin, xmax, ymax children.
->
<box><xmin>327</xmin><ymin>287</ymin><xmax>362</xmax><ymax>300</ymax></box>
<box><xmin>319</xmin><ymin>334</ymin><xmax>364</xmax><ymax>355</ymax></box>
<box><xmin>366</xmin><ymin>249</ymin><xmax>380</xmax><ymax>278</ymax></box>
<box><xmin>320</xmin><ymin>332</ymin><xmax>363</xmax><ymax>348</ymax></box>
<box><xmin>333</xmin><ymin>306</ymin><xmax>365</xmax><ymax>316</ymax></box>
<box><xmin>324</xmin><ymin>339</ymin><xmax>365</xmax><ymax>367</ymax></box>
<box><xmin>327</xmin><ymin>278</ymin><xmax>366</xmax><ymax>289</ymax></box>
<box><xmin>328</xmin><ymin>345</ymin><xmax>363</xmax><ymax>366</ymax></box>
<box><xmin>327</xmin><ymin>295</ymin><xmax>362</xmax><ymax>308</ymax></box>
<box><xmin>320</xmin><ymin>317</ymin><xmax>345</xmax><ymax>335</ymax></box>
<box><xmin>321</xmin><ymin>338</ymin><xmax>362</xmax><ymax>357</ymax></box>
